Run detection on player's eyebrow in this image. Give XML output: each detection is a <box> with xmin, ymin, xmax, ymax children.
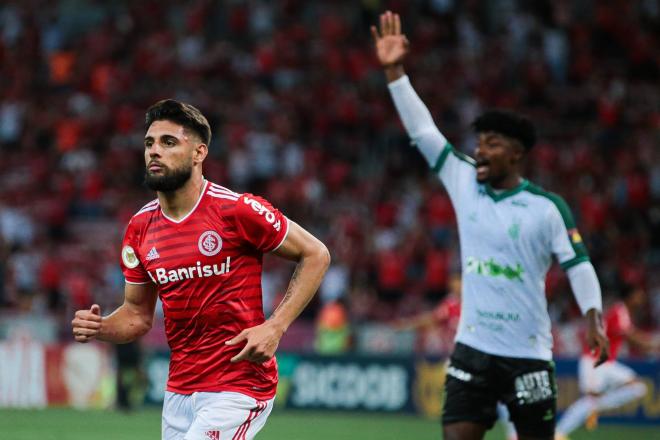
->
<box><xmin>144</xmin><ymin>134</ymin><xmax>180</xmax><ymax>142</ymax></box>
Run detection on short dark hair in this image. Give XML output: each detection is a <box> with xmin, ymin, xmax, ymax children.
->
<box><xmin>471</xmin><ymin>110</ymin><xmax>536</xmax><ymax>150</ymax></box>
<box><xmin>145</xmin><ymin>99</ymin><xmax>211</xmax><ymax>145</ymax></box>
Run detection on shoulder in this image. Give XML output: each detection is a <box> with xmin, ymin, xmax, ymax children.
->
<box><xmin>523</xmin><ymin>182</ymin><xmax>575</xmax><ymax>224</ymax></box>
<box><xmin>204</xmin><ymin>183</ymin><xmax>281</xmax><ymax>222</ymax></box>
<box><xmin>204</xmin><ymin>182</ymin><xmax>246</xmax><ymax>215</ymax></box>
<box><xmin>126</xmin><ymin>198</ymin><xmax>159</xmax><ymax>231</ymax></box>
<box><xmin>523</xmin><ymin>182</ymin><xmax>567</xmax><ymax>206</ymax></box>
<box><xmin>234</xmin><ymin>192</ymin><xmax>279</xmax><ymax>218</ymax></box>
<box><xmin>133</xmin><ymin>198</ymin><xmax>159</xmax><ymax>218</ymax></box>
<box><xmin>206</xmin><ymin>182</ymin><xmax>242</xmax><ymax>203</ymax></box>
<box><xmin>434</xmin><ymin>142</ymin><xmax>477</xmax><ymax>171</ymax></box>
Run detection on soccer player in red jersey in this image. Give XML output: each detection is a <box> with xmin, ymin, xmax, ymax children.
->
<box><xmin>71</xmin><ymin>99</ymin><xmax>330</xmax><ymax>440</ymax></box>
<box><xmin>555</xmin><ymin>283</ymin><xmax>658</xmax><ymax>439</ymax></box>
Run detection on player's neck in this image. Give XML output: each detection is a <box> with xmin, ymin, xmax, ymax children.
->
<box><xmin>157</xmin><ymin>176</ymin><xmax>206</xmax><ymax>221</ymax></box>
<box><xmin>489</xmin><ymin>173</ymin><xmax>523</xmax><ymax>190</ymax></box>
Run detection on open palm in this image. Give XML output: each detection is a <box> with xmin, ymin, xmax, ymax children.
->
<box><xmin>371</xmin><ymin>11</ymin><xmax>409</xmax><ymax>67</ymax></box>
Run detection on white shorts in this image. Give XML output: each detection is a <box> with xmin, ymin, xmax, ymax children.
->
<box><xmin>578</xmin><ymin>355</ymin><xmax>637</xmax><ymax>394</ymax></box>
<box><xmin>162</xmin><ymin>391</ymin><xmax>274</xmax><ymax>440</ymax></box>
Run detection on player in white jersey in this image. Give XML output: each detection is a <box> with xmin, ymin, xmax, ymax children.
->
<box><xmin>372</xmin><ymin>11</ymin><xmax>609</xmax><ymax>440</ymax></box>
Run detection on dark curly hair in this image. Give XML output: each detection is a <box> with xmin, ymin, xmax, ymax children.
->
<box><xmin>472</xmin><ymin>109</ymin><xmax>536</xmax><ymax>150</ymax></box>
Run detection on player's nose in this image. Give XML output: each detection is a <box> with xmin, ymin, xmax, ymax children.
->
<box><xmin>148</xmin><ymin>142</ymin><xmax>164</xmax><ymax>157</ymax></box>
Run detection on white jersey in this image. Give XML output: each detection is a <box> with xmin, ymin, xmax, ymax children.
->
<box><xmin>388</xmin><ymin>76</ymin><xmax>591</xmax><ymax>361</ymax></box>
<box><xmin>435</xmin><ymin>145</ymin><xmax>589</xmax><ymax>360</ymax></box>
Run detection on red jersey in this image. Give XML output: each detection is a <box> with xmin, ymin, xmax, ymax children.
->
<box><xmin>421</xmin><ymin>294</ymin><xmax>461</xmax><ymax>355</ymax></box>
<box><xmin>432</xmin><ymin>295</ymin><xmax>461</xmax><ymax>334</ymax></box>
<box><xmin>120</xmin><ymin>180</ymin><xmax>289</xmax><ymax>400</ymax></box>
<box><xmin>582</xmin><ymin>302</ymin><xmax>632</xmax><ymax>361</ymax></box>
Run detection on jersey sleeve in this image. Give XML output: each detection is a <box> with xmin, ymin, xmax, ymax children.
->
<box><xmin>387</xmin><ymin>75</ymin><xmax>476</xmax><ymax>206</ymax></box>
<box><xmin>431</xmin><ymin>143</ymin><xmax>478</xmax><ymax>206</ymax></box>
<box><xmin>546</xmin><ymin>193</ymin><xmax>590</xmax><ymax>270</ymax></box>
<box><xmin>234</xmin><ymin>193</ymin><xmax>290</xmax><ymax>253</ymax></box>
<box><xmin>120</xmin><ymin>219</ymin><xmax>151</xmax><ymax>284</ymax></box>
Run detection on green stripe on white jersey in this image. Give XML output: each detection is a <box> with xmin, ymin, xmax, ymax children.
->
<box><xmin>435</xmin><ymin>143</ymin><xmax>589</xmax><ymax>361</ymax></box>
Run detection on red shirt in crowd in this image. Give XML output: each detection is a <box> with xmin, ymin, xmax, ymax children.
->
<box><xmin>582</xmin><ymin>302</ymin><xmax>632</xmax><ymax>362</ymax></box>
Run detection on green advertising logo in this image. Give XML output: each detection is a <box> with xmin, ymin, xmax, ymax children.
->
<box><xmin>465</xmin><ymin>256</ymin><xmax>524</xmax><ymax>282</ymax></box>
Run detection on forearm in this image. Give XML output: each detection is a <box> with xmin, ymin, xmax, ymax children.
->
<box><xmin>567</xmin><ymin>262</ymin><xmax>602</xmax><ymax>315</ymax></box>
<box><xmin>585</xmin><ymin>308</ymin><xmax>603</xmax><ymax>330</ymax></box>
<box><xmin>402</xmin><ymin>312</ymin><xmax>436</xmax><ymax>330</ymax></box>
<box><xmin>387</xmin><ymin>74</ymin><xmax>448</xmax><ymax>166</ymax></box>
<box><xmin>268</xmin><ymin>248</ymin><xmax>330</xmax><ymax>333</ymax></box>
<box><xmin>98</xmin><ymin>303</ymin><xmax>153</xmax><ymax>344</ymax></box>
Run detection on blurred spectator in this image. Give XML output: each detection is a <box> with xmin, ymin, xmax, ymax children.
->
<box><xmin>0</xmin><ymin>0</ymin><xmax>658</xmax><ymax>355</ymax></box>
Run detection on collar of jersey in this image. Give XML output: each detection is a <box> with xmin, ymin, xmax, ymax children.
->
<box><xmin>485</xmin><ymin>179</ymin><xmax>529</xmax><ymax>202</ymax></box>
<box><xmin>160</xmin><ymin>179</ymin><xmax>209</xmax><ymax>224</ymax></box>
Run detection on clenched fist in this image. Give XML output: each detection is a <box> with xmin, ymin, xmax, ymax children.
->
<box><xmin>71</xmin><ymin>304</ymin><xmax>102</xmax><ymax>343</ymax></box>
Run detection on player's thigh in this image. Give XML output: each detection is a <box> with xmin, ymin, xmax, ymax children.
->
<box><xmin>185</xmin><ymin>391</ymin><xmax>274</xmax><ymax>440</ymax></box>
<box><xmin>499</xmin><ymin>358</ymin><xmax>556</xmax><ymax>439</ymax></box>
<box><xmin>578</xmin><ymin>355</ymin><xmax>606</xmax><ymax>394</ymax></box>
<box><xmin>602</xmin><ymin>361</ymin><xmax>637</xmax><ymax>390</ymax></box>
<box><xmin>163</xmin><ymin>391</ymin><xmax>195</xmax><ymax>440</ymax></box>
<box><xmin>442</xmin><ymin>343</ymin><xmax>498</xmax><ymax>430</ymax></box>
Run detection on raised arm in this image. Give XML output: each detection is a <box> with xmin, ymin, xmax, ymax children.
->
<box><xmin>72</xmin><ymin>282</ymin><xmax>158</xmax><ymax>344</ymax></box>
<box><xmin>372</xmin><ymin>11</ymin><xmax>447</xmax><ymax>166</ymax></box>
<box><xmin>226</xmin><ymin>221</ymin><xmax>330</xmax><ymax>363</ymax></box>
<box><xmin>373</xmin><ymin>11</ymin><xmax>476</xmax><ymax>202</ymax></box>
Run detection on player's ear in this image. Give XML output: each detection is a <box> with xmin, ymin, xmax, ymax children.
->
<box><xmin>193</xmin><ymin>142</ymin><xmax>208</xmax><ymax>165</ymax></box>
<box><xmin>510</xmin><ymin>140</ymin><xmax>525</xmax><ymax>163</ymax></box>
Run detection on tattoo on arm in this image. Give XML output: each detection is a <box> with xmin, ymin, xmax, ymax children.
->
<box><xmin>272</xmin><ymin>260</ymin><xmax>305</xmax><ymax>318</ymax></box>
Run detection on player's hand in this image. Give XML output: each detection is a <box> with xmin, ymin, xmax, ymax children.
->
<box><xmin>226</xmin><ymin>321</ymin><xmax>285</xmax><ymax>364</ymax></box>
<box><xmin>586</xmin><ymin>310</ymin><xmax>610</xmax><ymax>367</ymax></box>
<box><xmin>71</xmin><ymin>304</ymin><xmax>102</xmax><ymax>343</ymax></box>
<box><xmin>371</xmin><ymin>10</ymin><xmax>409</xmax><ymax>67</ymax></box>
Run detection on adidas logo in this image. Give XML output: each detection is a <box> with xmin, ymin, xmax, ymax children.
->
<box><xmin>145</xmin><ymin>247</ymin><xmax>160</xmax><ymax>261</ymax></box>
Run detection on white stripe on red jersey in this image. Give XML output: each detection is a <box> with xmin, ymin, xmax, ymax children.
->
<box><xmin>135</xmin><ymin>199</ymin><xmax>160</xmax><ymax>217</ymax></box>
<box><xmin>208</xmin><ymin>187</ymin><xmax>239</xmax><ymax>197</ymax></box>
<box><xmin>210</xmin><ymin>183</ymin><xmax>240</xmax><ymax>197</ymax></box>
<box><xmin>207</xmin><ymin>192</ymin><xmax>239</xmax><ymax>201</ymax></box>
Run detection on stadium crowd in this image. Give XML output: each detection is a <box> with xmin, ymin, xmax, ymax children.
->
<box><xmin>0</xmin><ymin>0</ymin><xmax>658</xmax><ymax>354</ymax></box>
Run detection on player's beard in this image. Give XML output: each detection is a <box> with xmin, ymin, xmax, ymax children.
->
<box><xmin>144</xmin><ymin>162</ymin><xmax>192</xmax><ymax>192</ymax></box>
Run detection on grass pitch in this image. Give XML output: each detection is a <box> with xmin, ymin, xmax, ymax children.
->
<box><xmin>0</xmin><ymin>408</ymin><xmax>657</xmax><ymax>440</ymax></box>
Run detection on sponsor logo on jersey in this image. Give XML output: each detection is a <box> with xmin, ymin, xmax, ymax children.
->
<box><xmin>243</xmin><ymin>196</ymin><xmax>282</xmax><ymax>232</ymax></box>
<box><xmin>568</xmin><ymin>228</ymin><xmax>582</xmax><ymax>244</ymax></box>
<box><xmin>151</xmin><ymin>257</ymin><xmax>231</xmax><ymax>285</ymax></box>
<box><xmin>122</xmin><ymin>245</ymin><xmax>140</xmax><ymax>268</ymax></box>
<box><xmin>508</xmin><ymin>222</ymin><xmax>520</xmax><ymax>240</ymax></box>
<box><xmin>205</xmin><ymin>431</ymin><xmax>220</xmax><ymax>440</ymax></box>
<box><xmin>145</xmin><ymin>246</ymin><xmax>160</xmax><ymax>261</ymax></box>
<box><xmin>476</xmin><ymin>308</ymin><xmax>521</xmax><ymax>322</ymax></box>
<box><xmin>465</xmin><ymin>256</ymin><xmax>524</xmax><ymax>282</ymax></box>
<box><xmin>198</xmin><ymin>231</ymin><xmax>222</xmax><ymax>256</ymax></box>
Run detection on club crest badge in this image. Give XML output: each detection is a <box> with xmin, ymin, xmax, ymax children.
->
<box><xmin>198</xmin><ymin>231</ymin><xmax>222</xmax><ymax>256</ymax></box>
<box><xmin>122</xmin><ymin>245</ymin><xmax>140</xmax><ymax>268</ymax></box>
